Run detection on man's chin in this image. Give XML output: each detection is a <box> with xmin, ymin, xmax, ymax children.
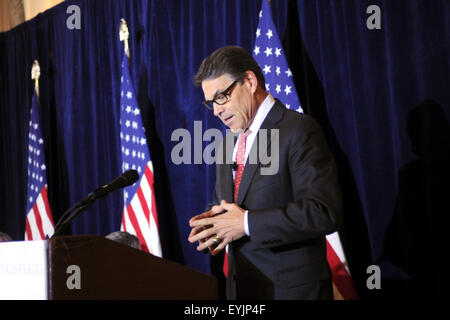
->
<box><xmin>223</xmin><ymin>119</ymin><xmax>244</xmax><ymax>133</ymax></box>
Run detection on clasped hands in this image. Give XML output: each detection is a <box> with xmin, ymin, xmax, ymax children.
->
<box><xmin>188</xmin><ymin>200</ymin><xmax>246</xmax><ymax>255</ymax></box>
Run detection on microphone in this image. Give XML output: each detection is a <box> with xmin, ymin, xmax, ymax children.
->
<box><xmin>89</xmin><ymin>169</ymin><xmax>139</xmax><ymax>199</ymax></box>
<box><xmin>52</xmin><ymin>170</ymin><xmax>139</xmax><ymax>237</ymax></box>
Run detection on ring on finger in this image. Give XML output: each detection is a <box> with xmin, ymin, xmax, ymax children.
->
<box><xmin>212</xmin><ymin>235</ymin><xmax>220</xmax><ymax>244</ymax></box>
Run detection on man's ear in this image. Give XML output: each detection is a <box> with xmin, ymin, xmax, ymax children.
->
<box><xmin>244</xmin><ymin>70</ymin><xmax>259</xmax><ymax>94</ymax></box>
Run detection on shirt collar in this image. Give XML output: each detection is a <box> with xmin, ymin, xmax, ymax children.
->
<box><xmin>246</xmin><ymin>93</ymin><xmax>276</xmax><ymax>136</ymax></box>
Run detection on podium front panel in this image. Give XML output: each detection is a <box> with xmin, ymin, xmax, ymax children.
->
<box><xmin>0</xmin><ymin>240</ymin><xmax>47</xmax><ymax>300</ymax></box>
<box><xmin>48</xmin><ymin>235</ymin><xmax>218</xmax><ymax>299</ymax></box>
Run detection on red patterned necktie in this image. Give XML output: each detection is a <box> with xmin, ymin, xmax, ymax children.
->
<box><xmin>224</xmin><ymin>131</ymin><xmax>248</xmax><ymax>278</ymax></box>
<box><xmin>234</xmin><ymin>132</ymin><xmax>247</xmax><ymax>202</ymax></box>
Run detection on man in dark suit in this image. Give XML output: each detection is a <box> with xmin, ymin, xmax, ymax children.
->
<box><xmin>188</xmin><ymin>46</ymin><xmax>342</xmax><ymax>299</ymax></box>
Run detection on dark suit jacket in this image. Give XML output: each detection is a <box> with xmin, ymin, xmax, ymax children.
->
<box><xmin>210</xmin><ymin>100</ymin><xmax>343</xmax><ymax>299</ymax></box>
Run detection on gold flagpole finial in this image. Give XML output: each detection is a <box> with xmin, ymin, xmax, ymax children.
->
<box><xmin>31</xmin><ymin>60</ymin><xmax>40</xmax><ymax>97</ymax></box>
<box><xmin>31</xmin><ymin>60</ymin><xmax>40</xmax><ymax>89</ymax></box>
<box><xmin>119</xmin><ymin>18</ymin><xmax>130</xmax><ymax>59</ymax></box>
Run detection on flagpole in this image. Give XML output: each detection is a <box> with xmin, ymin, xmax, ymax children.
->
<box><xmin>118</xmin><ymin>19</ymin><xmax>163</xmax><ymax>256</ymax></box>
<box><xmin>119</xmin><ymin>18</ymin><xmax>130</xmax><ymax>60</ymax></box>
<box><xmin>26</xmin><ymin>59</ymin><xmax>55</xmax><ymax>240</ymax></box>
<box><xmin>31</xmin><ymin>60</ymin><xmax>40</xmax><ymax>98</ymax></box>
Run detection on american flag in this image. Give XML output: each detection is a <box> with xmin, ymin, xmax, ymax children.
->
<box><xmin>253</xmin><ymin>0</ymin><xmax>303</xmax><ymax>113</ymax></box>
<box><xmin>252</xmin><ymin>0</ymin><xmax>358</xmax><ymax>299</ymax></box>
<box><xmin>25</xmin><ymin>90</ymin><xmax>54</xmax><ymax>240</ymax></box>
<box><xmin>119</xmin><ymin>53</ymin><xmax>162</xmax><ymax>257</ymax></box>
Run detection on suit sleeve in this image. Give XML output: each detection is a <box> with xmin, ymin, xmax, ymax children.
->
<box><xmin>248</xmin><ymin>116</ymin><xmax>343</xmax><ymax>249</ymax></box>
<box><xmin>205</xmin><ymin>187</ymin><xmax>219</xmax><ymax>211</ymax></box>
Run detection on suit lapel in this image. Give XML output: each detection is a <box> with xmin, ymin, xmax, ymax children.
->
<box><xmin>221</xmin><ymin>164</ymin><xmax>234</xmax><ymax>203</ymax></box>
<box><xmin>219</xmin><ymin>131</ymin><xmax>237</xmax><ymax>203</ymax></box>
<box><xmin>235</xmin><ymin>100</ymin><xmax>284</xmax><ymax>205</ymax></box>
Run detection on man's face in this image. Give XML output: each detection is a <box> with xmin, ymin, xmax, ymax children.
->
<box><xmin>202</xmin><ymin>74</ymin><xmax>255</xmax><ymax>133</ymax></box>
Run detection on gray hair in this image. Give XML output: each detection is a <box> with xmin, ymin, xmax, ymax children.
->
<box><xmin>106</xmin><ymin>231</ymin><xmax>140</xmax><ymax>250</ymax></box>
<box><xmin>0</xmin><ymin>232</ymin><xmax>13</xmax><ymax>242</ymax></box>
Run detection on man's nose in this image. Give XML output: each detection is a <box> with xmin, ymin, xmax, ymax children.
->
<box><xmin>213</xmin><ymin>103</ymin><xmax>225</xmax><ymax>117</ymax></box>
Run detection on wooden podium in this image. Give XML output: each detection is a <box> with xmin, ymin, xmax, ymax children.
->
<box><xmin>0</xmin><ymin>235</ymin><xmax>218</xmax><ymax>300</ymax></box>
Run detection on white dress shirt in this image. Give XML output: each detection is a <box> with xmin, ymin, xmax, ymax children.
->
<box><xmin>232</xmin><ymin>94</ymin><xmax>275</xmax><ymax>236</ymax></box>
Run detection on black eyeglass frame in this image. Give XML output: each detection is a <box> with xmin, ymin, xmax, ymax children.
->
<box><xmin>202</xmin><ymin>80</ymin><xmax>239</xmax><ymax>110</ymax></box>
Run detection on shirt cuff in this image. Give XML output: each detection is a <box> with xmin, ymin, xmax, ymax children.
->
<box><xmin>244</xmin><ymin>210</ymin><xmax>250</xmax><ymax>236</ymax></box>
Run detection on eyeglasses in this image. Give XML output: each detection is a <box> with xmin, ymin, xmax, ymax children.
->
<box><xmin>202</xmin><ymin>80</ymin><xmax>239</xmax><ymax>110</ymax></box>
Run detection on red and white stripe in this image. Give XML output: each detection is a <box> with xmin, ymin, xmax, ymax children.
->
<box><xmin>121</xmin><ymin>162</ymin><xmax>162</xmax><ymax>257</ymax></box>
<box><xmin>326</xmin><ymin>231</ymin><xmax>359</xmax><ymax>299</ymax></box>
<box><xmin>25</xmin><ymin>186</ymin><xmax>54</xmax><ymax>240</ymax></box>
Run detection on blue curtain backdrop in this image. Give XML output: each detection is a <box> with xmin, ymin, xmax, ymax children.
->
<box><xmin>1</xmin><ymin>0</ymin><xmax>449</xmax><ymax>299</ymax></box>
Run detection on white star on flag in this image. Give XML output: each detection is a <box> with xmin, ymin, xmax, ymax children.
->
<box><xmin>264</xmin><ymin>47</ymin><xmax>273</xmax><ymax>57</ymax></box>
<box><xmin>276</xmin><ymin>84</ymin><xmax>281</xmax><ymax>94</ymax></box>
<box><xmin>284</xmin><ymin>85</ymin><xmax>292</xmax><ymax>95</ymax></box>
<box><xmin>275</xmin><ymin>48</ymin><xmax>281</xmax><ymax>57</ymax></box>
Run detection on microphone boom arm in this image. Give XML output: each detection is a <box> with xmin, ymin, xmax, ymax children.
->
<box><xmin>51</xmin><ymin>170</ymin><xmax>139</xmax><ymax>238</ymax></box>
<box><xmin>52</xmin><ymin>197</ymin><xmax>95</xmax><ymax>237</ymax></box>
